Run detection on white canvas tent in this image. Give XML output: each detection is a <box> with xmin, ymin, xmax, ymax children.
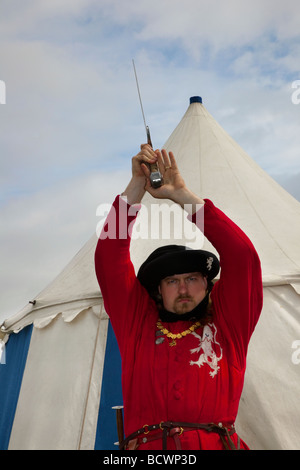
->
<box><xmin>0</xmin><ymin>96</ymin><xmax>299</xmax><ymax>450</ymax></box>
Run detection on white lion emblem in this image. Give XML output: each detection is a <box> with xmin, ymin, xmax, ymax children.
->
<box><xmin>189</xmin><ymin>324</ymin><xmax>222</xmax><ymax>377</ymax></box>
<box><xmin>206</xmin><ymin>256</ymin><xmax>213</xmax><ymax>271</ymax></box>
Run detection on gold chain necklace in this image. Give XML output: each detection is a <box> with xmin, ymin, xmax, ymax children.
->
<box><xmin>156</xmin><ymin>319</ymin><xmax>202</xmax><ymax>347</ymax></box>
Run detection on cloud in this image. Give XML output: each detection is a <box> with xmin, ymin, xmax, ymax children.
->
<box><xmin>93</xmin><ymin>0</ymin><xmax>300</xmax><ymax>60</ymax></box>
<box><xmin>0</xmin><ymin>167</ymin><xmax>129</xmax><ymax>321</ymax></box>
<box><xmin>0</xmin><ymin>39</ymin><xmax>140</xmax><ymax>199</ymax></box>
<box><xmin>0</xmin><ymin>0</ymin><xmax>300</xmax><ymax>324</ymax></box>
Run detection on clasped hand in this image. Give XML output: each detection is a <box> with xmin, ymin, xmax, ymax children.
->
<box><xmin>133</xmin><ymin>144</ymin><xmax>186</xmax><ymax>200</ymax></box>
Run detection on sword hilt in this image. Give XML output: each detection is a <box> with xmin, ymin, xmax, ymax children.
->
<box><xmin>112</xmin><ymin>405</ymin><xmax>124</xmax><ymax>449</ymax></box>
<box><xmin>146</xmin><ymin>126</ymin><xmax>162</xmax><ymax>188</ymax></box>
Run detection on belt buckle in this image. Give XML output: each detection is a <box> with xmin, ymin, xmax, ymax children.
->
<box><xmin>143</xmin><ymin>424</ymin><xmax>150</xmax><ymax>435</ymax></box>
<box><xmin>159</xmin><ymin>421</ymin><xmax>184</xmax><ymax>435</ymax></box>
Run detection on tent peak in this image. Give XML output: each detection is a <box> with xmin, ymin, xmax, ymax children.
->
<box><xmin>189</xmin><ymin>96</ymin><xmax>202</xmax><ymax>104</ymax></box>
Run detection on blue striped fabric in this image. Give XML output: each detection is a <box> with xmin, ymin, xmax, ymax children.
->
<box><xmin>0</xmin><ymin>324</ymin><xmax>33</xmax><ymax>450</ymax></box>
<box><xmin>94</xmin><ymin>320</ymin><xmax>123</xmax><ymax>450</ymax></box>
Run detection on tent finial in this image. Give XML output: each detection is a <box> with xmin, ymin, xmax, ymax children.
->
<box><xmin>190</xmin><ymin>96</ymin><xmax>202</xmax><ymax>104</ymax></box>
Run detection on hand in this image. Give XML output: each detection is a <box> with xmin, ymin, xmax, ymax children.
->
<box><xmin>131</xmin><ymin>143</ymin><xmax>158</xmax><ymax>179</ymax></box>
<box><xmin>121</xmin><ymin>143</ymin><xmax>158</xmax><ymax>205</ymax></box>
<box><xmin>123</xmin><ymin>145</ymin><xmax>204</xmax><ymax>210</ymax></box>
<box><xmin>141</xmin><ymin>149</ymin><xmax>187</xmax><ymax>200</ymax></box>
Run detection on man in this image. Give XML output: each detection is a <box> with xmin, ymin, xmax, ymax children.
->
<box><xmin>95</xmin><ymin>144</ymin><xmax>263</xmax><ymax>450</ymax></box>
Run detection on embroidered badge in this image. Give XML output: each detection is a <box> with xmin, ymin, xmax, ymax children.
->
<box><xmin>189</xmin><ymin>323</ymin><xmax>223</xmax><ymax>377</ymax></box>
<box><xmin>206</xmin><ymin>256</ymin><xmax>213</xmax><ymax>271</ymax></box>
<box><xmin>155</xmin><ymin>330</ymin><xmax>165</xmax><ymax>345</ymax></box>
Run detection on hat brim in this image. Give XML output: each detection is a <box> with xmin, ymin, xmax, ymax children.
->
<box><xmin>137</xmin><ymin>248</ymin><xmax>219</xmax><ymax>292</ymax></box>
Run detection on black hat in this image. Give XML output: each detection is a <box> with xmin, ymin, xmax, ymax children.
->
<box><xmin>137</xmin><ymin>245</ymin><xmax>220</xmax><ymax>293</ymax></box>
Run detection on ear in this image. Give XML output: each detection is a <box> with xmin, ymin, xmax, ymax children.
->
<box><xmin>158</xmin><ymin>284</ymin><xmax>161</xmax><ymax>294</ymax></box>
<box><xmin>203</xmin><ymin>276</ymin><xmax>208</xmax><ymax>290</ymax></box>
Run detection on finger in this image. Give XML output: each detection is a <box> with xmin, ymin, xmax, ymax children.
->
<box><xmin>142</xmin><ymin>144</ymin><xmax>157</xmax><ymax>157</ymax></box>
<box><xmin>137</xmin><ymin>149</ymin><xmax>157</xmax><ymax>164</ymax></box>
<box><xmin>161</xmin><ymin>149</ymin><xmax>171</xmax><ymax>169</ymax></box>
<box><xmin>140</xmin><ymin>154</ymin><xmax>157</xmax><ymax>165</ymax></box>
<box><xmin>140</xmin><ymin>143</ymin><xmax>155</xmax><ymax>155</ymax></box>
<box><xmin>168</xmin><ymin>151</ymin><xmax>178</xmax><ymax>170</ymax></box>
<box><xmin>155</xmin><ymin>150</ymin><xmax>166</xmax><ymax>175</ymax></box>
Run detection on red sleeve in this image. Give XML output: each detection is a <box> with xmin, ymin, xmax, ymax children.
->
<box><xmin>191</xmin><ymin>199</ymin><xmax>263</xmax><ymax>365</ymax></box>
<box><xmin>94</xmin><ymin>195</ymin><xmax>152</xmax><ymax>354</ymax></box>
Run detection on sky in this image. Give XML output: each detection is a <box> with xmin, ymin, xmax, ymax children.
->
<box><xmin>0</xmin><ymin>0</ymin><xmax>300</xmax><ymax>324</ymax></box>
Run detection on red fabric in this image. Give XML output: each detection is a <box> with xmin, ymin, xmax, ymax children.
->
<box><xmin>95</xmin><ymin>196</ymin><xmax>263</xmax><ymax>450</ymax></box>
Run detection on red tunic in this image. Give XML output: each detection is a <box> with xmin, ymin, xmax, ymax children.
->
<box><xmin>95</xmin><ymin>196</ymin><xmax>263</xmax><ymax>450</ymax></box>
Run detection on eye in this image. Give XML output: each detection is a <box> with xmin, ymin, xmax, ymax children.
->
<box><xmin>186</xmin><ymin>276</ymin><xmax>198</xmax><ymax>282</ymax></box>
<box><xmin>166</xmin><ymin>278</ymin><xmax>178</xmax><ymax>285</ymax></box>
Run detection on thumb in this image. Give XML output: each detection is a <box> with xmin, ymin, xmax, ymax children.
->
<box><xmin>144</xmin><ymin>175</ymin><xmax>152</xmax><ymax>192</ymax></box>
<box><xmin>141</xmin><ymin>162</ymin><xmax>150</xmax><ymax>177</ymax></box>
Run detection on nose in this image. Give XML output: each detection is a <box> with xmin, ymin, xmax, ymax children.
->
<box><xmin>178</xmin><ymin>278</ymin><xmax>188</xmax><ymax>294</ymax></box>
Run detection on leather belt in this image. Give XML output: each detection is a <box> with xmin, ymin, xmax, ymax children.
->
<box><xmin>119</xmin><ymin>421</ymin><xmax>240</xmax><ymax>450</ymax></box>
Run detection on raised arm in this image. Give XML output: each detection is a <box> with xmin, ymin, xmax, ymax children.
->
<box><xmin>191</xmin><ymin>200</ymin><xmax>263</xmax><ymax>364</ymax></box>
<box><xmin>95</xmin><ymin>144</ymin><xmax>160</xmax><ymax>348</ymax></box>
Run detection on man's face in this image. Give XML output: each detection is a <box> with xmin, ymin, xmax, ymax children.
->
<box><xmin>158</xmin><ymin>272</ymin><xmax>208</xmax><ymax>315</ymax></box>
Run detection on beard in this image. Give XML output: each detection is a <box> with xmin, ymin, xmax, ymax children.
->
<box><xmin>172</xmin><ymin>295</ymin><xmax>196</xmax><ymax>315</ymax></box>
